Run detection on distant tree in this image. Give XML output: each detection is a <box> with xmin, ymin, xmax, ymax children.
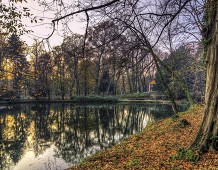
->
<box><xmin>49</xmin><ymin>46</ymin><xmax>67</xmax><ymax>100</ymax></box>
<box><xmin>98</xmin><ymin>70</ymin><xmax>114</xmax><ymax>95</ymax></box>
<box><xmin>0</xmin><ymin>34</ymin><xmax>8</xmax><ymax>69</ymax></box>
<box><xmin>156</xmin><ymin>45</ymin><xmax>204</xmax><ymax>100</ymax></box>
<box><xmin>0</xmin><ymin>34</ymin><xmax>9</xmax><ymax>96</ymax></box>
<box><xmin>7</xmin><ymin>34</ymin><xmax>29</xmax><ymax>98</ymax></box>
<box><xmin>79</xmin><ymin>59</ymin><xmax>95</xmax><ymax>96</ymax></box>
<box><xmin>61</xmin><ymin>34</ymin><xmax>84</xmax><ymax>96</ymax></box>
<box><xmin>30</xmin><ymin>53</ymin><xmax>52</xmax><ymax>99</ymax></box>
<box><xmin>86</xmin><ymin>21</ymin><xmax>120</xmax><ymax>95</ymax></box>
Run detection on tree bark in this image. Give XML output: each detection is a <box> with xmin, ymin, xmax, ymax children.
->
<box><xmin>191</xmin><ymin>0</ymin><xmax>218</xmax><ymax>152</ymax></box>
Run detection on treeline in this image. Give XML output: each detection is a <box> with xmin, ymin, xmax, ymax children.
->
<box><xmin>0</xmin><ymin>21</ymin><xmax>204</xmax><ymax>101</ymax></box>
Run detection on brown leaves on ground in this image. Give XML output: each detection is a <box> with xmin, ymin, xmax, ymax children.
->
<box><xmin>68</xmin><ymin>104</ymin><xmax>218</xmax><ymax>170</ymax></box>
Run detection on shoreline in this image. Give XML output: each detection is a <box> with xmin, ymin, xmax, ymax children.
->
<box><xmin>0</xmin><ymin>98</ymin><xmax>189</xmax><ymax>112</ymax></box>
<box><xmin>0</xmin><ymin>98</ymin><xmax>175</xmax><ymax>105</ymax></box>
<box><xmin>67</xmin><ymin>104</ymin><xmax>210</xmax><ymax>170</ymax></box>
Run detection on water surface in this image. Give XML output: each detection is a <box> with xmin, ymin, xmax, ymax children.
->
<box><xmin>0</xmin><ymin>103</ymin><xmax>177</xmax><ymax>170</ymax></box>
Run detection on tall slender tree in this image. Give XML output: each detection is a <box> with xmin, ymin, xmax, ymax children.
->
<box><xmin>7</xmin><ymin>34</ymin><xmax>29</xmax><ymax>98</ymax></box>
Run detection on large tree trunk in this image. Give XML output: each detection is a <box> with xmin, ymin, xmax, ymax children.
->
<box><xmin>191</xmin><ymin>0</ymin><xmax>218</xmax><ymax>152</ymax></box>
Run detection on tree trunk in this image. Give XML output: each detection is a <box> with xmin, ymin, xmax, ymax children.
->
<box><xmin>74</xmin><ymin>56</ymin><xmax>80</xmax><ymax>96</ymax></box>
<box><xmin>126</xmin><ymin>66</ymin><xmax>133</xmax><ymax>93</ymax></box>
<box><xmin>121</xmin><ymin>75</ymin><xmax>126</xmax><ymax>95</ymax></box>
<box><xmin>94</xmin><ymin>53</ymin><xmax>103</xmax><ymax>95</ymax></box>
<box><xmin>191</xmin><ymin>0</ymin><xmax>218</xmax><ymax>152</ymax></box>
<box><xmin>60</xmin><ymin>62</ymin><xmax>65</xmax><ymax>100</ymax></box>
<box><xmin>154</xmin><ymin>56</ymin><xmax>178</xmax><ymax>114</ymax></box>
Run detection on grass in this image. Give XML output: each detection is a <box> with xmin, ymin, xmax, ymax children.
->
<box><xmin>119</xmin><ymin>91</ymin><xmax>168</xmax><ymax>100</ymax></box>
<box><xmin>0</xmin><ymin>91</ymin><xmax>180</xmax><ymax>105</ymax></box>
<box><xmin>0</xmin><ymin>95</ymin><xmax>119</xmax><ymax>104</ymax></box>
<box><xmin>70</xmin><ymin>95</ymin><xmax>119</xmax><ymax>103</ymax></box>
<box><xmin>67</xmin><ymin>104</ymin><xmax>218</xmax><ymax>170</ymax></box>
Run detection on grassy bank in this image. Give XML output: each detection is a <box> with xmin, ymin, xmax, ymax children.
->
<box><xmin>0</xmin><ymin>96</ymin><xmax>119</xmax><ymax>105</ymax></box>
<box><xmin>0</xmin><ymin>93</ymin><xmax>170</xmax><ymax>105</ymax></box>
<box><xmin>0</xmin><ymin>92</ymin><xmax>168</xmax><ymax>104</ymax></box>
<box><xmin>71</xmin><ymin>96</ymin><xmax>118</xmax><ymax>103</ymax></box>
<box><xmin>68</xmin><ymin>104</ymin><xmax>218</xmax><ymax>170</ymax></box>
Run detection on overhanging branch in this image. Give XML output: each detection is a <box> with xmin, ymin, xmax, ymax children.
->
<box><xmin>47</xmin><ymin>0</ymin><xmax>121</xmax><ymax>39</ymax></box>
<box><xmin>52</xmin><ymin>0</ymin><xmax>120</xmax><ymax>23</ymax></box>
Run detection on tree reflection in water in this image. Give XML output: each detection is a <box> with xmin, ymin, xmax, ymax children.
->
<box><xmin>0</xmin><ymin>103</ymin><xmax>175</xmax><ymax>169</ymax></box>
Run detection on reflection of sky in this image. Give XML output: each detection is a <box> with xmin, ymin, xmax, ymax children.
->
<box><xmin>0</xmin><ymin>104</ymin><xmax>173</xmax><ymax>169</ymax></box>
<box><xmin>14</xmin><ymin>146</ymin><xmax>69</xmax><ymax>170</ymax></box>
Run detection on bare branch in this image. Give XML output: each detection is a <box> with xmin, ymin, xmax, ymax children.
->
<box><xmin>83</xmin><ymin>11</ymin><xmax>89</xmax><ymax>59</ymax></box>
<box><xmin>152</xmin><ymin>0</ymin><xmax>193</xmax><ymax>48</ymax></box>
<box><xmin>52</xmin><ymin>0</ymin><xmax>120</xmax><ymax>23</ymax></box>
<box><xmin>46</xmin><ymin>0</ymin><xmax>121</xmax><ymax>40</ymax></box>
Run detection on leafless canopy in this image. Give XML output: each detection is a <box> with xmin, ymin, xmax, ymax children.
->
<box><xmin>43</xmin><ymin>0</ymin><xmax>203</xmax><ymax>52</ymax></box>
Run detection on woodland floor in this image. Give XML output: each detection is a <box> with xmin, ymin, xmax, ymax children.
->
<box><xmin>67</xmin><ymin>104</ymin><xmax>218</xmax><ymax>170</ymax></box>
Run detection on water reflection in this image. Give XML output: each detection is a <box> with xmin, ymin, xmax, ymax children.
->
<box><xmin>0</xmin><ymin>103</ymin><xmax>174</xmax><ymax>170</ymax></box>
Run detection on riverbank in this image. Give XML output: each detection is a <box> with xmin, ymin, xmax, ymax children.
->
<box><xmin>0</xmin><ymin>92</ymin><xmax>170</xmax><ymax>105</ymax></box>
<box><xmin>0</xmin><ymin>96</ymin><xmax>118</xmax><ymax>105</ymax></box>
<box><xmin>0</xmin><ymin>99</ymin><xmax>171</xmax><ymax>105</ymax></box>
<box><xmin>0</xmin><ymin>99</ymin><xmax>175</xmax><ymax>113</ymax></box>
<box><xmin>0</xmin><ymin>93</ymin><xmax>173</xmax><ymax>107</ymax></box>
<box><xmin>67</xmin><ymin>104</ymin><xmax>218</xmax><ymax>170</ymax></box>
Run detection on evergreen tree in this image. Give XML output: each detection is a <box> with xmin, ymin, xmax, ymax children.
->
<box><xmin>7</xmin><ymin>34</ymin><xmax>29</xmax><ymax>98</ymax></box>
<box><xmin>98</xmin><ymin>70</ymin><xmax>110</xmax><ymax>95</ymax></box>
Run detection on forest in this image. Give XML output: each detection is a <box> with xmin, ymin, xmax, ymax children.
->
<box><xmin>0</xmin><ymin>0</ymin><xmax>218</xmax><ymax>169</ymax></box>
<box><xmin>0</xmin><ymin>26</ymin><xmax>205</xmax><ymax>101</ymax></box>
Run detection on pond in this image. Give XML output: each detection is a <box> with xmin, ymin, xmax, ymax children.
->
<box><xmin>0</xmin><ymin>103</ymin><xmax>185</xmax><ymax>170</ymax></box>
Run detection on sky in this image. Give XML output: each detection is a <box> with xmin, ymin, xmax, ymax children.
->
<box><xmin>12</xmin><ymin>0</ymin><xmax>86</xmax><ymax>47</ymax></box>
